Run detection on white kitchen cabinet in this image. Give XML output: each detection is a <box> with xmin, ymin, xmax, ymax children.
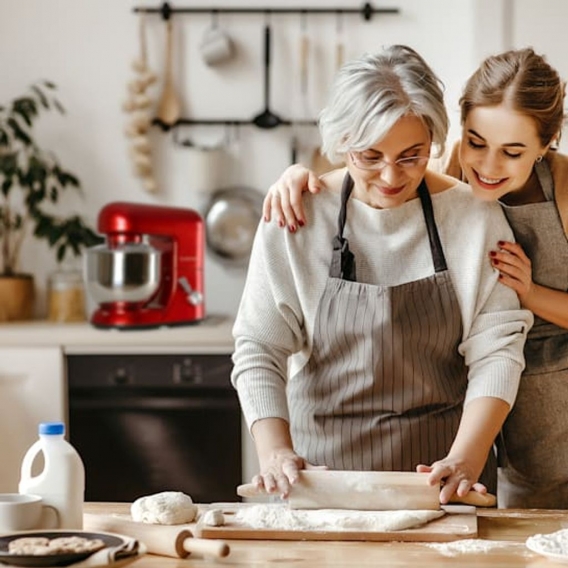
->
<box><xmin>0</xmin><ymin>347</ymin><xmax>65</xmax><ymax>492</ymax></box>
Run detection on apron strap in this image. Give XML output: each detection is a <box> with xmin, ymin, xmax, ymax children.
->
<box><xmin>330</xmin><ymin>174</ymin><xmax>357</xmax><ymax>280</ymax></box>
<box><xmin>418</xmin><ymin>179</ymin><xmax>448</xmax><ymax>273</ymax></box>
<box><xmin>330</xmin><ymin>174</ymin><xmax>447</xmax><ymax>279</ymax></box>
<box><xmin>534</xmin><ymin>158</ymin><xmax>555</xmax><ymax>201</ymax></box>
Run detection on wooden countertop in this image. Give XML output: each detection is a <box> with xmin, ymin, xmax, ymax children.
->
<box><xmin>84</xmin><ymin>503</ymin><xmax>568</xmax><ymax>567</ymax></box>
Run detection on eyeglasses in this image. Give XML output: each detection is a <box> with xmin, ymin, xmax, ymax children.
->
<box><xmin>349</xmin><ymin>152</ymin><xmax>430</xmax><ymax>171</ymax></box>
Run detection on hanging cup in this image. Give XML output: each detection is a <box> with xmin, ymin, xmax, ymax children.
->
<box><xmin>200</xmin><ymin>17</ymin><xmax>235</xmax><ymax>67</ymax></box>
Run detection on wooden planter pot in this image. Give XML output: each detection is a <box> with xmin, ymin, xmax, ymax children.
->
<box><xmin>0</xmin><ymin>275</ymin><xmax>35</xmax><ymax>321</ymax></box>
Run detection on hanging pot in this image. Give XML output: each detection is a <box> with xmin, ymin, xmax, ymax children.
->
<box><xmin>204</xmin><ymin>187</ymin><xmax>264</xmax><ymax>267</ymax></box>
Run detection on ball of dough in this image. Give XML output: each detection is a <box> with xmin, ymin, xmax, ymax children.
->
<box><xmin>201</xmin><ymin>508</ymin><xmax>225</xmax><ymax>527</ymax></box>
<box><xmin>131</xmin><ymin>491</ymin><xmax>198</xmax><ymax>525</ymax></box>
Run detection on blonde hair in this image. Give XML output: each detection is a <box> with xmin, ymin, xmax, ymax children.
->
<box><xmin>460</xmin><ymin>48</ymin><xmax>566</xmax><ymax>147</ymax></box>
<box><xmin>319</xmin><ymin>45</ymin><xmax>448</xmax><ymax>163</ymax></box>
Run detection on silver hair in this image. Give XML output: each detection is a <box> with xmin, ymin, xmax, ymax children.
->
<box><xmin>319</xmin><ymin>45</ymin><xmax>448</xmax><ymax>163</ymax></box>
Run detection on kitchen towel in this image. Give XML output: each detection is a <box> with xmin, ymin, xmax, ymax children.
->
<box><xmin>73</xmin><ymin>538</ymin><xmax>145</xmax><ymax>567</ymax></box>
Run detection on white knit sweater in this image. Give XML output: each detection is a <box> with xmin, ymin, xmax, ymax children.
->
<box><xmin>231</xmin><ymin>176</ymin><xmax>533</xmax><ymax>431</ymax></box>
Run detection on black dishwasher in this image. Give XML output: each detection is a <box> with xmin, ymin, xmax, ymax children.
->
<box><xmin>66</xmin><ymin>353</ymin><xmax>242</xmax><ymax>503</ymax></box>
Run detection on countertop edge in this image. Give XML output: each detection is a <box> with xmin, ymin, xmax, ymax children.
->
<box><xmin>0</xmin><ymin>315</ymin><xmax>235</xmax><ymax>352</ymax></box>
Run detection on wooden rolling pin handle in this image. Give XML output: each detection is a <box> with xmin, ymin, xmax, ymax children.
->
<box><xmin>83</xmin><ymin>513</ymin><xmax>230</xmax><ymax>559</ymax></box>
<box><xmin>182</xmin><ymin>535</ymin><xmax>230</xmax><ymax>558</ymax></box>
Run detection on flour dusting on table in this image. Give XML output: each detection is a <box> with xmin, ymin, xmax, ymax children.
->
<box><xmin>234</xmin><ymin>504</ymin><xmax>444</xmax><ymax>532</ymax></box>
<box><xmin>527</xmin><ymin>528</ymin><xmax>568</xmax><ymax>557</ymax></box>
<box><xmin>425</xmin><ymin>539</ymin><xmax>526</xmax><ymax>556</ymax></box>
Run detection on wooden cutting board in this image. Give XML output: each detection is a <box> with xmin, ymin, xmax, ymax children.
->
<box><xmin>196</xmin><ymin>503</ymin><xmax>477</xmax><ymax>542</ymax></box>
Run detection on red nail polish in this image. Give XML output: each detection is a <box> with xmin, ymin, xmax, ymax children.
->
<box><xmin>298</xmin><ymin>220</ymin><xmax>305</xmax><ymax>227</ymax></box>
<box><xmin>489</xmin><ymin>251</ymin><xmax>496</xmax><ymax>257</ymax></box>
<box><xmin>289</xmin><ymin>225</ymin><xmax>296</xmax><ymax>233</ymax></box>
<box><xmin>498</xmin><ymin>241</ymin><xmax>505</xmax><ymax>247</ymax></box>
<box><xmin>278</xmin><ymin>220</ymin><xmax>285</xmax><ymax>228</ymax></box>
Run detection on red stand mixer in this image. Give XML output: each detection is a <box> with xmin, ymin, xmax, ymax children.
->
<box><xmin>84</xmin><ymin>202</ymin><xmax>205</xmax><ymax>329</ymax></box>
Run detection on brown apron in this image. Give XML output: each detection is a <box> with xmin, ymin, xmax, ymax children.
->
<box><xmin>288</xmin><ymin>173</ymin><xmax>496</xmax><ymax>490</ymax></box>
<box><xmin>498</xmin><ymin>159</ymin><xmax>568</xmax><ymax>508</ymax></box>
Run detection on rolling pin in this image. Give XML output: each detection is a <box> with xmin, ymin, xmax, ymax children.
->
<box><xmin>237</xmin><ymin>470</ymin><xmax>497</xmax><ymax>510</ymax></box>
<box><xmin>83</xmin><ymin>513</ymin><xmax>230</xmax><ymax>559</ymax></box>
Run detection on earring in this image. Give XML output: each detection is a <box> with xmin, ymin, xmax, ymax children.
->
<box><xmin>536</xmin><ymin>155</ymin><xmax>543</xmax><ymax>163</ymax></box>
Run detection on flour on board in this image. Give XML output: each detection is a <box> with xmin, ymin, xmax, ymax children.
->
<box><xmin>234</xmin><ymin>504</ymin><xmax>445</xmax><ymax>532</ymax></box>
<box><xmin>425</xmin><ymin>539</ymin><xmax>527</xmax><ymax>557</ymax></box>
<box><xmin>526</xmin><ymin>528</ymin><xmax>568</xmax><ymax>558</ymax></box>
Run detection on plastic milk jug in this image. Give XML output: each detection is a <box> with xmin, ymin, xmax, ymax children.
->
<box><xmin>19</xmin><ymin>422</ymin><xmax>85</xmax><ymax>529</ymax></box>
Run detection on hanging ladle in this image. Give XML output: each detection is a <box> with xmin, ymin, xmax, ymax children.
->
<box><xmin>157</xmin><ymin>18</ymin><xmax>181</xmax><ymax>127</ymax></box>
<box><xmin>252</xmin><ymin>24</ymin><xmax>284</xmax><ymax>129</ymax></box>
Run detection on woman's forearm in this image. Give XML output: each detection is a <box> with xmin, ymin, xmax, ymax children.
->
<box><xmin>448</xmin><ymin>396</ymin><xmax>510</xmax><ymax>478</ymax></box>
<box><xmin>523</xmin><ymin>283</ymin><xmax>568</xmax><ymax>329</ymax></box>
<box><xmin>251</xmin><ymin>417</ymin><xmax>294</xmax><ymax>465</ymax></box>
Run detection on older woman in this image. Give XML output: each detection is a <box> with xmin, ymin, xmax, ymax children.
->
<box><xmin>263</xmin><ymin>47</ymin><xmax>568</xmax><ymax>509</ymax></box>
<box><xmin>231</xmin><ymin>45</ymin><xmax>532</xmax><ymax>504</ymax></box>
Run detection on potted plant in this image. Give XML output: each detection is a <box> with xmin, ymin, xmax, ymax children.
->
<box><xmin>0</xmin><ymin>80</ymin><xmax>102</xmax><ymax>321</ymax></box>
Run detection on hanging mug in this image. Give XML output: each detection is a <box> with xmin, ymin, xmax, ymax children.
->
<box><xmin>200</xmin><ymin>21</ymin><xmax>234</xmax><ymax>66</ymax></box>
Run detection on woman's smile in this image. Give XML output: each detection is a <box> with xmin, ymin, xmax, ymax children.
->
<box><xmin>472</xmin><ymin>169</ymin><xmax>508</xmax><ymax>190</ymax></box>
<box><xmin>348</xmin><ymin>115</ymin><xmax>431</xmax><ymax>209</ymax></box>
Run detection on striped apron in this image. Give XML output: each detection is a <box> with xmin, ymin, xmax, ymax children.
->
<box><xmin>288</xmin><ymin>174</ymin><xmax>496</xmax><ymax>490</ymax></box>
<box><xmin>498</xmin><ymin>159</ymin><xmax>568</xmax><ymax>508</ymax></box>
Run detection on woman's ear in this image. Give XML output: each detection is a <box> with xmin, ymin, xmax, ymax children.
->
<box><xmin>546</xmin><ymin>132</ymin><xmax>561</xmax><ymax>151</ymax></box>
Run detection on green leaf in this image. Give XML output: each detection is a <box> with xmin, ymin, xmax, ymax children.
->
<box><xmin>7</xmin><ymin>117</ymin><xmax>32</xmax><ymax>145</ymax></box>
<box><xmin>1</xmin><ymin>178</ymin><xmax>13</xmax><ymax>197</ymax></box>
<box><xmin>13</xmin><ymin>98</ymin><xmax>38</xmax><ymax>127</ymax></box>
<box><xmin>0</xmin><ymin>152</ymin><xmax>17</xmax><ymax>175</ymax></box>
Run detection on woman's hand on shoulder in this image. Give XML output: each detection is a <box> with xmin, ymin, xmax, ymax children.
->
<box><xmin>263</xmin><ymin>164</ymin><xmax>322</xmax><ymax>232</ymax></box>
<box><xmin>489</xmin><ymin>240</ymin><xmax>534</xmax><ymax>302</ymax></box>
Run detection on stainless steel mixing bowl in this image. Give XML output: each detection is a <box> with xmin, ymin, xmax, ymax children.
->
<box><xmin>84</xmin><ymin>242</ymin><xmax>161</xmax><ymax>304</ymax></box>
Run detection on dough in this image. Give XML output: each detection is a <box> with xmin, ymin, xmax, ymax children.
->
<box><xmin>131</xmin><ymin>491</ymin><xmax>198</xmax><ymax>525</ymax></box>
<box><xmin>8</xmin><ymin>536</ymin><xmax>105</xmax><ymax>556</ymax></box>
<box><xmin>234</xmin><ymin>504</ymin><xmax>445</xmax><ymax>532</ymax></box>
<box><xmin>8</xmin><ymin>537</ymin><xmax>51</xmax><ymax>555</ymax></box>
<box><xmin>47</xmin><ymin>536</ymin><xmax>105</xmax><ymax>554</ymax></box>
<box><xmin>200</xmin><ymin>508</ymin><xmax>225</xmax><ymax>527</ymax></box>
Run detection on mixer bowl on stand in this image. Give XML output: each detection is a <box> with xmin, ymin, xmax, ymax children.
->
<box><xmin>84</xmin><ymin>241</ymin><xmax>161</xmax><ymax>305</ymax></box>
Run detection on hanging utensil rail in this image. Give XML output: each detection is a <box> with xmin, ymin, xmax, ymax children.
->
<box><xmin>133</xmin><ymin>3</ymin><xmax>399</xmax><ymax>22</ymax></box>
<box><xmin>133</xmin><ymin>2</ymin><xmax>400</xmax><ymax>132</ymax></box>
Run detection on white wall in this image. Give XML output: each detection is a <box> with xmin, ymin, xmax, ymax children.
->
<box><xmin>0</xmin><ymin>0</ymin><xmax>519</xmax><ymax>318</ymax></box>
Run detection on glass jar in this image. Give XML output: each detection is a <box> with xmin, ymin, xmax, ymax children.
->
<box><xmin>47</xmin><ymin>268</ymin><xmax>86</xmax><ymax>323</ymax></box>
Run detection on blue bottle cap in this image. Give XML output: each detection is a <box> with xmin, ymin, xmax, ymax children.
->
<box><xmin>39</xmin><ymin>422</ymin><xmax>65</xmax><ymax>435</ymax></box>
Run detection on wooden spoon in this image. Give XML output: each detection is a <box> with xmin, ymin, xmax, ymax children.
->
<box><xmin>157</xmin><ymin>18</ymin><xmax>181</xmax><ymax>127</ymax></box>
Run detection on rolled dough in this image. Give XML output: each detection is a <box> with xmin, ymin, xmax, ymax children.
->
<box><xmin>234</xmin><ymin>504</ymin><xmax>445</xmax><ymax>532</ymax></box>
